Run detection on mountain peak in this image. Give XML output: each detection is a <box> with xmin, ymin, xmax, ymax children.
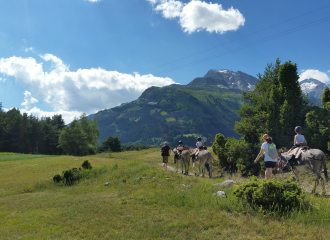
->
<box><xmin>193</xmin><ymin>69</ymin><xmax>257</xmax><ymax>91</ymax></box>
<box><xmin>299</xmin><ymin>78</ymin><xmax>329</xmax><ymax>100</ymax></box>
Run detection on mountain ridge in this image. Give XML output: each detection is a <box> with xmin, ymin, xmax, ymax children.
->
<box><xmin>89</xmin><ymin>70</ymin><xmax>327</xmax><ymax>147</ymax></box>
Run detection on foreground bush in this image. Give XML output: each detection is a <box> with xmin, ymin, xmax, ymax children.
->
<box><xmin>233</xmin><ymin>176</ymin><xmax>306</xmax><ymax>213</ymax></box>
<box><xmin>53</xmin><ymin>161</ymin><xmax>93</xmax><ymax>186</ymax></box>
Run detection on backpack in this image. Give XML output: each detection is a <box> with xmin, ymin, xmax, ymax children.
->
<box><xmin>266</xmin><ymin>144</ymin><xmax>278</xmax><ymax>159</ymax></box>
<box><xmin>161</xmin><ymin>146</ymin><xmax>168</xmax><ymax>156</ymax></box>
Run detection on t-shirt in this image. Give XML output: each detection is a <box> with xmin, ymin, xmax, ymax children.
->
<box><xmin>161</xmin><ymin>145</ymin><xmax>170</xmax><ymax>156</ymax></box>
<box><xmin>296</xmin><ymin>134</ymin><xmax>305</xmax><ymax>144</ymax></box>
<box><xmin>196</xmin><ymin>141</ymin><xmax>203</xmax><ymax>147</ymax></box>
<box><xmin>261</xmin><ymin>142</ymin><xmax>277</xmax><ymax>162</ymax></box>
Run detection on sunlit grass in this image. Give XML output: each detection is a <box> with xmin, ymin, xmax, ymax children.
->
<box><xmin>1</xmin><ymin>150</ymin><xmax>330</xmax><ymax>239</ymax></box>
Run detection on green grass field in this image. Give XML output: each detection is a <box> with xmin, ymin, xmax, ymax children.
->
<box><xmin>1</xmin><ymin>150</ymin><xmax>330</xmax><ymax>239</ymax></box>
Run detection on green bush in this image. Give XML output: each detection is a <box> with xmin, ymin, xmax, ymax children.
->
<box><xmin>53</xmin><ymin>174</ymin><xmax>62</xmax><ymax>183</ymax></box>
<box><xmin>53</xmin><ymin>161</ymin><xmax>94</xmax><ymax>186</ymax></box>
<box><xmin>82</xmin><ymin>160</ymin><xmax>92</xmax><ymax>170</ymax></box>
<box><xmin>233</xmin><ymin>176</ymin><xmax>306</xmax><ymax>213</ymax></box>
<box><xmin>212</xmin><ymin>133</ymin><xmax>257</xmax><ymax>175</ymax></box>
<box><xmin>62</xmin><ymin>168</ymin><xmax>82</xmax><ymax>186</ymax></box>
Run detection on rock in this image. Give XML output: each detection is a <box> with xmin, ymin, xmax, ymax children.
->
<box><xmin>213</xmin><ymin>191</ymin><xmax>227</xmax><ymax>198</ymax></box>
<box><xmin>104</xmin><ymin>182</ymin><xmax>109</xmax><ymax>186</ymax></box>
<box><xmin>226</xmin><ymin>211</ymin><xmax>233</xmax><ymax>216</ymax></box>
<box><xmin>213</xmin><ymin>180</ymin><xmax>235</xmax><ymax>187</ymax></box>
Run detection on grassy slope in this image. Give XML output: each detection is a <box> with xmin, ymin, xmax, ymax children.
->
<box><xmin>1</xmin><ymin>151</ymin><xmax>330</xmax><ymax>239</ymax></box>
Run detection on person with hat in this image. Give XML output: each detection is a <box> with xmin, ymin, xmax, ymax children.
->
<box><xmin>160</xmin><ymin>141</ymin><xmax>171</xmax><ymax>171</ymax></box>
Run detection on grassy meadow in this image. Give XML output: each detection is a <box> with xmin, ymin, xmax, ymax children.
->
<box><xmin>1</xmin><ymin>150</ymin><xmax>330</xmax><ymax>239</ymax></box>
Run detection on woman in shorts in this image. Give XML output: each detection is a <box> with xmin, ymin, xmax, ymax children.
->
<box><xmin>254</xmin><ymin>134</ymin><xmax>279</xmax><ymax>180</ymax></box>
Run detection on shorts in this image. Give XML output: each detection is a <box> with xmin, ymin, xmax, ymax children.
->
<box><xmin>265</xmin><ymin>161</ymin><xmax>276</xmax><ymax>169</ymax></box>
<box><xmin>162</xmin><ymin>156</ymin><xmax>169</xmax><ymax>164</ymax></box>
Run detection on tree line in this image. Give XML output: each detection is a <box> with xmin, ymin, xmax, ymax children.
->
<box><xmin>212</xmin><ymin>59</ymin><xmax>330</xmax><ymax>176</ymax></box>
<box><xmin>0</xmin><ymin>109</ymin><xmax>153</xmax><ymax>155</ymax></box>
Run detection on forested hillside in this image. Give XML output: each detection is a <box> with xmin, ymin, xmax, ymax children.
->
<box><xmin>94</xmin><ymin>85</ymin><xmax>244</xmax><ymax>147</ymax></box>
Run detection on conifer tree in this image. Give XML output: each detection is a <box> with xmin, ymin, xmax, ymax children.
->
<box><xmin>322</xmin><ymin>86</ymin><xmax>330</xmax><ymax>106</ymax></box>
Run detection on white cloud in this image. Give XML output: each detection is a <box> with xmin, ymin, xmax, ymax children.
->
<box><xmin>155</xmin><ymin>0</ymin><xmax>184</xmax><ymax>19</ymax></box>
<box><xmin>328</xmin><ymin>70</ymin><xmax>330</xmax><ymax>73</ymax></box>
<box><xmin>21</xmin><ymin>107</ymin><xmax>83</xmax><ymax>124</ymax></box>
<box><xmin>148</xmin><ymin>0</ymin><xmax>245</xmax><ymax>34</ymax></box>
<box><xmin>3</xmin><ymin>107</ymin><xmax>83</xmax><ymax>124</ymax></box>
<box><xmin>21</xmin><ymin>91</ymin><xmax>38</xmax><ymax>110</ymax></box>
<box><xmin>24</xmin><ymin>47</ymin><xmax>33</xmax><ymax>52</ymax></box>
<box><xmin>0</xmin><ymin>54</ymin><xmax>176</xmax><ymax>123</ymax></box>
<box><xmin>147</xmin><ymin>0</ymin><xmax>158</xmax><ymax>4</ymax></box>
<box><xmin>0</xmin><ymin>77</ymin><xmax>6</xmax><ymax>82</ymax></box>
<box><xmin>299</xmin><ymin>69</ymin><xmax>330</xmax><ymax>83</ymax></box>
<box><xmin>87</xmin><ymin>0</ymin><xmax>101</xmax><ymax>2</ymax></box>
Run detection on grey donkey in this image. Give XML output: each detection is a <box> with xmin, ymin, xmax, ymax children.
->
<box><xmin>279</xmin><ymin>149</ymin><xmax>328</xmax><ymax>194</ymax></box>
<box><xmin>173</xmin><ymin>148</ymin><xmax>191</xmax><ymax>175</ymax></box>
<box><xmin>192</xmin><ymin>150</ymin><xmax>212</xmax><ymax>178</ymax></box>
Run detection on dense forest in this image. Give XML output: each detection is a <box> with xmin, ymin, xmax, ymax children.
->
<box><xmin>212</xmin><ymin>59</ymin><xmax>330</xmax><ymax>176</ymax></box>
<box><xmin>0</xmin><ymin>109</ymin><xmax>66</xmax><ymax>154</ymax></box>
<box><xmin>0</xmin><ymin>109</ymin><xmax>153</xmax><ymax>155</ymax></box>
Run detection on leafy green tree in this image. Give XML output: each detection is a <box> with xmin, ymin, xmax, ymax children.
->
<box><xmin>0</xmin><ymin>110</ymin><xmax>5</xmax><ymax>152</ymax></box>
<box><xmin>212</xmin><ymin>134</ymin><xmax>255</xmax><ymax>176</ymax></box>
<box><xmin>322</xmin><ymin>87</ymin><xmax>330</xmax><ymax>106</ymax></box>
<box><xmin>232</xmin><ymin>59</ymin><xmax>309</xmax><ymax>175</ymax></box>
<box><xmin>79</xmin><ymin>113</ymin><xmax>100</xmax><ymax>154</ymax></box>
<box><xmin>304</xmin><ymin>103</ymin><xmax>330</xmax><ymax>153</ymax></box>
<box><xmin>212</xmin><ymin>133</ymin><xmax>227</xmax><ymax>167</ymax></box>
<box><xmin>235</xmin><ymin>59</ymin><xmax>307</xmax><ymax>149</ymax></box>
<box><xmin>58</xmin><ymin>119</ymin><xmax>88</xmax><ymax>155</ymax></box>
<box><xmin>99</xmin><ymin>135</ymin><xmax>121</xmax><ymax>152</ymax></box>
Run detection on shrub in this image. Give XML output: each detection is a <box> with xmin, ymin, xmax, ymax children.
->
<box><xmin>53</xmin><ymin>174</ymin><xmax>62</xmax><ymax>183</ymax></box>
<box><xmin>82</xmin><ymin>160</ymin><xmax>92</xmax><ymax>170</ymax></box>
<box><xmin>62</xmin><ymin>168</ymin><xmax>83</xmax><ymax>186</ymax></box>
<box><xmin>233</xmin><ymin>176</ymin><xmax>306</xmax><ymax>213</ymax></box>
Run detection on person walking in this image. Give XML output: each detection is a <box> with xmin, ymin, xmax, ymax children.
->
<box><xmin>160</xmin><ymin>141</ymin><xmax>171</xmax><ymax>171</ymax></box>
<box><xmin>254</xmin><ymin>134</ymin><xmax>280</xmax><ymax>180</ymax></box>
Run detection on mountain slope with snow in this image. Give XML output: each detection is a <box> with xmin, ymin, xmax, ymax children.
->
<box><xmin>198</xmin><ymin>69</ymin><xmax>258</xmax><ymax>91</ymax></box>
<box><xmin>299</xmin><ymin>78</ymin><xmax>329</xmax><ymax>101</ymax></box>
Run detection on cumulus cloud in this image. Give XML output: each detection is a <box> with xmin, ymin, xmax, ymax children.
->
<box><xmin>299</xmin><ymin>69</ymin><xmax>330</xmax><ymax>84</ymax></box>
<box><xmin>0</xmin><ymin>54</ymin><xmax>176</xmax><ymax>122</ymax></box>
<box><xmin>21</xmin><ymin>107</ymin><xmax>83</xmax><ymax>124</ymax></box>
<box><xmin>21</xmin><ymin>91</ymin><xmax>38</xmax><ymax>110</ymax></box>
<box><xmin>155</xmin><ymin>0</ymin><xmax>184</xmax><ymax>18</ymax></box>
<box><xmin>148</xmin><ymin>0</ymin><xmax>245</xmax><ymax>34</ymax></box>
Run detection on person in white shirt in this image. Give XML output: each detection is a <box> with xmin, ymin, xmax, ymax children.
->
<box><xmin>254</xmin><ymin>134</ymin><xmax>280</xmax><ymax>180</ymax></box>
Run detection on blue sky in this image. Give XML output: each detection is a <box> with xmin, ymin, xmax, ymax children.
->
<box><xmin>0</xmin><ymin>0</ymin><xmax>329</xmax><ymax>123</ymax></box>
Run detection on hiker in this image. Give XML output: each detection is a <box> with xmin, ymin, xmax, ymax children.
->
<box><xmin>254</xmin><ymin>134</ymin><xmax>280</xmax><ymax>180</ymax></box>
<box><xmin>288</xmin><ymin>126</ymin><xmax>307</xmax><ymax>154</ymax></box>
<box><xmin>160</xmin><ymin>141</ymin><xmax>171</xmax><ymax>171</ymax></box>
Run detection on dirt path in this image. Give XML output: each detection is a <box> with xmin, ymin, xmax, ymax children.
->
<box><xmin>157</xmin><ymin>163</ymin><xmax>194</xmax><ymax>176</ymax></box>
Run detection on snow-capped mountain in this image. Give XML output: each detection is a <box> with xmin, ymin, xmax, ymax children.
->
<box><xmin>299</xmin><ymin>78</ymin><xmax>329</xmax><ymax>101</ymax></box>
<box><xmin>200</xmin><ymin>69</ymin><xmax>258</xmax><ymax>91</ymax></box>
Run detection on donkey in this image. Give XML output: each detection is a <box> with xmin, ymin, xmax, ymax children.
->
<box><xmin>192</xmin><ymin>150</ymin><xmax>212</xmax><ymax>178</ymax></box>
<box><xmin>173</xmin><ymin>148</ymin><xmax>191</xmax><ymax>175</ymax></box>
<box><xmin>279</xmin><ymin>149</ymin><xmax>328</xmax><ymax>194</ymax></box>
